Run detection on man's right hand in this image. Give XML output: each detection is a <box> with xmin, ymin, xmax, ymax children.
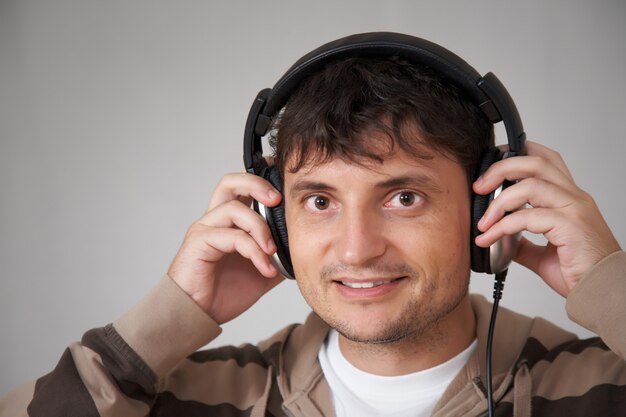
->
<box><xmin>167</xmin><ymin>172</ymin><xmax>285</xmax><ymax>324</ymax></box>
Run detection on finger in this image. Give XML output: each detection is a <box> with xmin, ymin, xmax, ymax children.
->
<box><xmin>514</xmin><ymin>236</ymin><xmax>554</xmax><ymax>274</ymax></box>
<box><xmin>475</xmin><ymin>207</ymin><xmax>565</xmax><ymax>248</ymax></box>
<box><xmin>261</xmin><ymin>272</ymin><xmax>285</xmax><ymax>292</ymax></box>
<box><xmin>514</xmin><ymin>237</ymin><xmax>569</xmax><ymax>297</ymax></box>
<box><xmin>208</xmin><ymin>172</ymin><xmax>281</xmax><ymax>212</ymax></box>
<box><xmin>496</xmin><ymin>140</ymin><xmax>573</xmax><ymax>179</ymax></box>
<box><xmin>524</xmin><ymin>141</ymin><xmax>574</xmax><ymax>180</ymax></box>
<box><xmin>196</xmin><ymin>226</ymin><xmax>278</xmax><ymax>277</ymax></box>
<box><xmin>198</xmin><ymin>200</ymin><xmax>277</xmax><ymax>254</ymax></box>
<box><xmin>494</xmin><ymin>140</ymin><xmax>573</xmax><ymax>179</ymax></box>
<box><xmin>477</xmin><ymin>177</ymin><xmax>578</xmax><ymax>232</ymax></box>
<box><xmin>473</xmin><ymin>154</ymin><xmax>574</xmax><ymax>198</ymax></box>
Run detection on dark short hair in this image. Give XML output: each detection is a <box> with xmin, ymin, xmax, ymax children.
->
<box><xmin>269</xmin><ymin>57</ymin><xmax>494</xmax><ymax>183</ymax></box>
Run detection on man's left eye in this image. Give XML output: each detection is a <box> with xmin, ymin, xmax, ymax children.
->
<box><xmin>398</xmin><ymin>192</ymin><xmax>415</xmax><ymax>206</ymax></box>
<box><xmin>387</xmin><ymin>192</ymin><xmax>421</xmax><ymax>208</ymax></box>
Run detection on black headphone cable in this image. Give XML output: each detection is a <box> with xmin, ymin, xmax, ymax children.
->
<box><xmin>486</xmin><ymin>269</ymin><xmax>508</xmax><ymax>417</ymax></box>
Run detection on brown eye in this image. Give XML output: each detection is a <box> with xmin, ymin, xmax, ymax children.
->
<box><xmin>304</xmin><ymin>194</ymin><xmax>334</xmax><ymax>212</ymax></box>
<box><xmin>314</xmin><ymin>196</ymin><xmax>329</xmax><ymax>210</ymax></box>
<box><xmin>398</xmin><ymin>192</ymin><xmax>415</xmax><ymax>206</ymax></box>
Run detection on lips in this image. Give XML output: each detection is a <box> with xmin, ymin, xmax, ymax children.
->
<box><xmin>335</xmin><ymin>277</ymin><xmax>405</xmax><ymax>290</ymax></box>
<box><xmin>339</xmin><ymin>278</ymin><xmax>399</xmax><ymax>288</ymax></box>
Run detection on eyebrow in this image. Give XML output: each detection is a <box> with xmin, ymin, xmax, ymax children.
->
<box><xmin>290</xmin><ymin>180</ymin><xmax>338</xmax><ymax>195</ymax></box>
<box><xmin>289</xmin><ymin>174</ymin><xmax>442</xmax><ymax>195</ymax></box>
<box><xmin>376</xmin><ymin>175</ymin><xmax>442</xmax><ymax>192</ymax></box>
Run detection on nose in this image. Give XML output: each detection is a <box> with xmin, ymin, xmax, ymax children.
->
<box><xmin>333</xmin><ymin>207</ymin><xmax>386</xmax><ymax>266</ymax></box>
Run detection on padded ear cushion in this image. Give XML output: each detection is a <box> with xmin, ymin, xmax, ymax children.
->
<box><xmin>262</xmin><ymin>167</ymin><xmax>295</xmax><ymax>278</ymax></box>
<box><xmin>471</xmin><ymin>147</ymin><xmax>503</xmax><ymax>273</ymax></box>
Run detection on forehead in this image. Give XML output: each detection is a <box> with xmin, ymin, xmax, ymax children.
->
<box><xmin>282</xmin><ymin>125</ymin><xmax>443</xmax><ymax>172</ymax></box>
<box><xmin>283</xmin><ymin>146</ymin><xmax>466</xmax><ymax>194</ymax></box>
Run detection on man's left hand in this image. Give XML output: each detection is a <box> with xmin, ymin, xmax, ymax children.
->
<box><xmin>473</xmin><ymin>140</ymin><xmax>621</xmax><ymax>297</ymax></box>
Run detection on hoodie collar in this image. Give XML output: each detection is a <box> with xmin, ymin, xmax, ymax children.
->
<box><xmin>273</xmin><ymin>295</ymin><xmax>576</xmax><ymax>417</ymax></box>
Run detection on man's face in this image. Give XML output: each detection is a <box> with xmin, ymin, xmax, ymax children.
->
<box><xmin>283</xmin><ymin>138</ymin><xmax>472</xmax><ymax>344</ymax></box>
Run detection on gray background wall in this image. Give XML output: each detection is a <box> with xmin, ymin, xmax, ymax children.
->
<box><xmin>1</xmin><ymin>0</ymin><xmax>625</xmax><ymax>397</ymax></box>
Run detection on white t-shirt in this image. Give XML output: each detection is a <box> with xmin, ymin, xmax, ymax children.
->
<box><xmin>318</xmin><ymin>329</ymin><xmax>477</xmax><ymax>417</ymax></box>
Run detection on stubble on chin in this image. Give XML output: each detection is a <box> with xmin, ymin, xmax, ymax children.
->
<box><xmin>322</xmin><ymin>273</ymin><xmax>469</xmax><ymax>349</ymax></box>
<box><xmin>298</xmin><ymin>260</ymin><xmax>470</xmax><ymax>349</ymax></box>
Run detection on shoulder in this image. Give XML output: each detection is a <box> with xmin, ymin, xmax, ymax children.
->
<box><xmin>148</xmin><ymin>321</ymin><xmax>300</xmax><ymax>416</ymax></box>
<box><xmin>511</xmin><ymin>307</ymin><xmax>626</xmax><ymax>413</ymax></box>
<box><xmin>152</xmin><ymin>312</ymin><xmax>329</xmax><ymax>414</ymax></box>
<box><xmin>161</xmin><ymin>320</ymin><xmax>302</xmax><ymax>389</ymax></box>
<box><xmin>520</xmin><ymin>335</ymin><xmax>626</xmax><ymax>414</ymax></box>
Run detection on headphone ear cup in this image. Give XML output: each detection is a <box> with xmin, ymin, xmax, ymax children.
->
<box><xmin>260</xmin><ymin>167</ymin><xmax>295</xmax><ymax>278</ymax></box>
<box><xmin>471</xmin><ymin>147</ymin><xmax>503</xmax><ymax>274</ymax></box>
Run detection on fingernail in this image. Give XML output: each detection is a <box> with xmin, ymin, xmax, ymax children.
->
<box><xmin>268</xmin><ymin>189</ymin><xmax>280</xmax><ymax>200</ymax></box>
<box><xmin>267</xmin><ymin>238</ymin><xmax>277</xmax><ymax>253</ymax></box>
<box><xmin>478</xmin><ymin>213</ymin><xmax>487</xmax><ymax>227</ymax></box>
<box><xmin>474</xmin><ymin>176</ymin><xmax>484</xmax><ymax>187</ymax></box>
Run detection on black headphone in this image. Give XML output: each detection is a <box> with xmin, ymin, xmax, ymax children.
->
<box><xmin>243</xmin><ymin>32</ymin><xmax>526</xmax><ymax>279</ymax></box>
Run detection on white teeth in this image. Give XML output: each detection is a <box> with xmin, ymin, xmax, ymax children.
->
<box><xmin>341</xmin><ymin>279</ymin><xmax>393</xmax><ymax>289</ymax></box>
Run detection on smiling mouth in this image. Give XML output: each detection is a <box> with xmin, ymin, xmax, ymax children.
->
<box><xmin>338</xmin><ymin>277</ymin><xmax>404</xmax><ymax>289</ymax></box>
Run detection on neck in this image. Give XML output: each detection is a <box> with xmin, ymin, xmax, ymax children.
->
<box><xmin>338</xmin><ymin>295</ymin><xmax>476</xmax><ymax>376</ymax></box>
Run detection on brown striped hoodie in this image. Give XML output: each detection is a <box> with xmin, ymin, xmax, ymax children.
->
<box><xmin>1</xmin><ymin>251</ymin><xmax>626</xmax><ymax>417</ymax></box>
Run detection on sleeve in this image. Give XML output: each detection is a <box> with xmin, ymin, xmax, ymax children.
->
<box><xmin>566</xmin><ymin>250</ymin><xmax>626</xmax><ymax>359</ymax></box>
<box><xmin>0</xmin><ymin>275</ymin><xmax>222</xmax><ymax>417</ymax></box>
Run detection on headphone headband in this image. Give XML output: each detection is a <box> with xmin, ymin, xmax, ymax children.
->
<box><xmin>267</xmin><ymin>32</ymin><xmax>488</xmax><ymax>116</ymax></box>
<box><xmin>244</xmin><ymin>32</ymin><xmax>526</xmax><ymax>174</ymax></box>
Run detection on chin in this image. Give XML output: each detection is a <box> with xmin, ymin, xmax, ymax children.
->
<box><xmin>337</xmin><ymin>327</ymin><xmax>414</xmax><ymax>345</ymax></box>
<box><xmin>323</xmin><ymin>308</ymin><xmax>418</xmax><ymax>345</ymax></box>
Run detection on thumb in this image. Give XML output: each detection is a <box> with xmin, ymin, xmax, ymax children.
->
<box><xmin>515</xmin><ymin>236</ymin><xmax>547</xmax><ymax>274</ymax></box>
<box><xmin>514</xmin><ymin>236</ymin><xmax>568</xmax><ymax>297</ymax></box>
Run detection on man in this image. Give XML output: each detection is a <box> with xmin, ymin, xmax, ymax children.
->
<box><xmin>1</xmin><ymin>34</ymin><xmax>624</xmax><ymax>417</ymax></box>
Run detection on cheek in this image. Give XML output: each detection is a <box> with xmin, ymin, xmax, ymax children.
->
<box><xmin>444</xmin><ymin>202</ymin><xmax>472</xmax><ymax>267</ymax></box>
<box><xmin>405</xmin><ymin>203</ymin><xmax>471</xmax><ymax>269</ymax></box>
<box><xmin>285</xmin><ymin>203</ymin><xmax>333</xmax><ymax>271</ymax></box>
<box><xmin>286</xmin><ymin>220</ymin><xmax>319</xmax><ymax>287</ymax></box>
<box><xmin>444</xmin><ymin>201</ymin><xmax>471</xmax><ymax>260</ymax></box>
<box><xmin>286</xmin><ymin>217</ymin><xmax>312</xmax><ymax>268</ymax></box>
